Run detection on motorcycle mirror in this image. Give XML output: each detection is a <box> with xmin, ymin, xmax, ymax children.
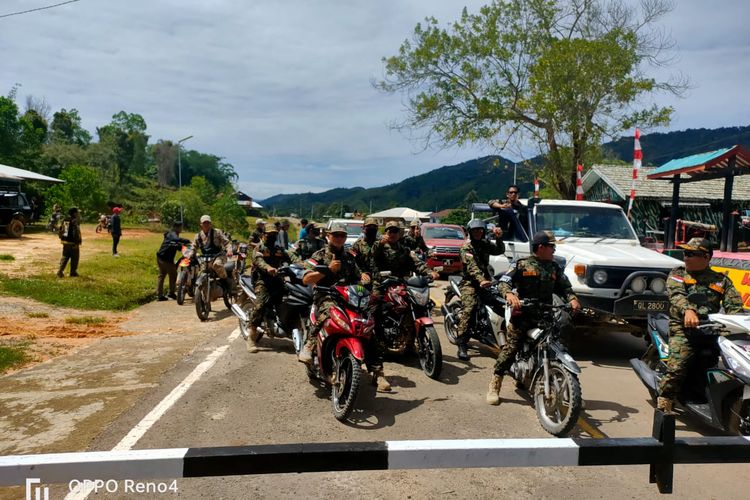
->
<box><xmin>687</xmin><ymin>292</ymin><xmax>708</xmax><ymax>305</ymax></box>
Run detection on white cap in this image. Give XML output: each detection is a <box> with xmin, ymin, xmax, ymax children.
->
<box><xmin>256</xmin><ymin>219</ymin><xmax>266</xmax><ymax>225</ymax></box>
<box><xmin>200</xmin><ymin>215</ymin><xmax>212</xmax><ymax>223</ymax></box>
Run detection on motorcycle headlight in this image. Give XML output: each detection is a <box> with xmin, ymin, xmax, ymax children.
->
<box><xmin>408</xmin><ymin>287</ymin><xmax>430</xmax><ymax>306</ymax></box>
<box><xmin>592</xmin><ymin>269</ymin><xmax>608</xmax><ymax>285</ymax></box>
<box><xmin>630</xmin><ymin>276</ymin><xmax>647</xmax><ymax>293</ymax></box>
<box><xmin>650</xmin><ymin>277</ymin><xmax>666</xmax><ymax>294</ymax></box>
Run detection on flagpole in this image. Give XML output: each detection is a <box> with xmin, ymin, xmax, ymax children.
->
<box><xmin>627</xmin><ymin>128</ymin><xmax>642</xmax><ymax>219</ymax></box>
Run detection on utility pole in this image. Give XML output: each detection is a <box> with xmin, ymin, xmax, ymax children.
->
<box><xmin>177</xmin><ymin>135</ymin><xmax>193</xmax><ymax>223</ymax></box>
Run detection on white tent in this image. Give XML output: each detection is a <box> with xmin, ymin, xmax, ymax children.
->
<box><xmin>0</xmin><ymin>163</ymin><xmax>64</xmax><ymax>183</ymax></box>
<box><xmin>367</xmin><ymin>207</ymin><xmax>431</xmax><ymax>220</ymax></box>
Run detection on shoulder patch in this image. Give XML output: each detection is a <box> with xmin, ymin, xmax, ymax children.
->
<box><xmin>523</xmin><ymin>270</ymin><xmax>539</xmax><ymax>277</ymax></box>
<box><xmin>709</xmin><ymin>283</ymin><xmax>725</xmax><ymax>294</ymax></box>
<box><xmin>670</xmin><ymin>275</ymin><xmax>685</xmax><ymax>283</ymax></box>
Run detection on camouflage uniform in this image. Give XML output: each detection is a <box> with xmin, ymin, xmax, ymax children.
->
<box><xmin>192</xmin><ymin>227</ymin><xmax>231</xmax><ymax>279</ymax></box>
<box><xmin>658</xmin><ymin>265</ymin><xmax>742</xmax><ymax>400</ymax></box>
<box><xmin>403</xmin><ymin>233</ymin><xmax>428</xmax><ymax>254</ymax></box>
<box><xmin>456</xmin><ymin>235</ymin><xmax>505</xmax><ymax>339</ymax></box>
<box><xmin>494</xmin><ymin>255</ymin><xmax>576</xmax><ymax>374</ymax></box>
<box><xmin>248</xmin><ymin>243</ymin><xmax>296</xmax><ymax>327</ymax></box>
<box><xmin>293</xmin><ymin>235</ymin><xmax>325</xmax><ymax>261</ymax></box>
<box><xmin>58</xmin><ymin>212</ymin><xmax>82</xmax><ymax>277</ymax></box>
<box><xmin>250</xmin><ymin>228</ymin><xmax>264</xmax><ymax>248</ymax></box>
<box><xmin>350</xmin><ymin>236</ymin><xmax>377</xmax><ymax>274</ymax></box>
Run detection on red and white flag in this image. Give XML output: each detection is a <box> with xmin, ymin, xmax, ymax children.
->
<box><xmin>627</xmin><ymin>128</ymin><xmax>642</xmax><ymax>217</ymax></box>
<box><xmin>575</xmin><ymin>164</ymin><xmax>584</xmax><ymax>200</ymax></box>
<box><xmin>534</xmin><ymin>177</ymin><xmax>540</xmax><ymax>198</ymax></box>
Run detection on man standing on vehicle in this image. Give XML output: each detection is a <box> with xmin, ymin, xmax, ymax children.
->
<box><xmin>403</xmin><ymin>219</ymin><xmax>429</xmax><ymax>257</ymax></box>
<box><xmin>111</xmin><ymin>206</ymin><xmax>122</xmax><ymax>256</ymax></box>
<box><xmin>349</xmin><ymin>217</ymin><xmax>379</xmax><ymax>274</ymax></box>
<box><xmin>487</xmin><ymin>231</ymin><xmax>580</xmax><ymax>405</ymax></box>
<box><xmin>489</xmin><ymin>185</ymin><xmax>528</xmax><ymax>238</ymax></box>
<box><xmin>57</xmin><ymin>207</ymin><xmax>82</xmax><ymax>277</ymax></box>
<box><xmin>250</xmin><ymin>219</ymin><xmax>265</xmax><ymax>249</ymax></box>
<box><xmin>657</xmin><ymin>238</ymin><xmax>742</xmax><ymax>414</ymax></box>
<box><xmin>246</xmin><ymin>226</ymin><xmax>297</xmax><ymax>353</ymax></box>
<box><xmin>455</xmin><ymin>219</ymin><xmax>505</xmax><ymax>361</ymax></box>
<box><xmin>369</xmin><ymin>220</ymin><xmax>440</xmax><ymax>391</ymax></box>
<box><xmin>299</xmin><ymin>222</ymin><xmax>370</xmax><ymax>363</ymax></box>
<box><xmin>192</xmin><ymin>214</ymin><xmax>233</xmax><ymax>292</ymax></box>
<box><xmin>156</xmin><ymin>222</ymin><xmax>191</xmax><ymax>301</ymax></box>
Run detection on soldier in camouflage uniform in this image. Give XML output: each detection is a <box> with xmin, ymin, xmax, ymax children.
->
<box><xmin>657</xmin><ymin>237</ymin><xmax>742</xmax><ymax>414</ymax></box>
<box><xmin>246</xmin><ymin>226</ymin><xmax>297</xmax><ymax>353</ymax></box>
<box><xmin>349</xmin><ymin>217</ymin><xmax>379</xmax><ymax>274</ymax></box>
<box><xmin>487</xmin><ymin>231</ymin><xmax>580</xmax><ymax>405</ymax></box>
<box><xmin>299</xmin><ymin>223</ymin><xmax>370</xmax><ymax>364</ymax></box>
<box><xmin>455</xmin><ymin>219</ymin><xmax>505</xmax><ymax>360</ymax></box>
<box><xmin>249</xmin><ymin>219</ymin><xmax>265</xmax><ymax>249</ymax></box>
<box><xmin>403</xmin><ymin>219</ymin><xmax>429</xmax><ymax>257</ymax></box>
<box><xmin>369</xmin><ymin>220</ymin><xmax>440</xmax><ymax>391</ymax></box>
<box><xmin>192</xmin><ymin>215</ymin><xmax>233</xmax><ymax>289</ymax></box>
<box><xmin>293</xmin><ymin>223</ymin><xmax>325</xmax><ymax>261</ymax></box>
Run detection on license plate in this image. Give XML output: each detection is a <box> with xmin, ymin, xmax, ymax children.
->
<box><xmin>633</xmin><ymin>299</ymin><xmax>667</xmax><ymax>312</ymax></box>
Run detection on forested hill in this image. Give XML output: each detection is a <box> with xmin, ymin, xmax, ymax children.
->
<box><xmin>262</xmin><ymin>125</ymin><xmax>750</xmax><ymax>215</ymax></box>
<box><xmin>262</xmin><ymin>156</ymin><xmax>533</xmax><ymax>214</ymax></box>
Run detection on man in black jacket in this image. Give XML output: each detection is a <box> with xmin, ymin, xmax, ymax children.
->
<box><xmin>156</xmin><ymin>222</ymin><xmax>191</xmax><ymax>301</ymax></box>
<box><xmin>111</xmin><ymin>207</ymin><xmax>123</xmax><ymax>256</ymax></box>
<box><xmin>57</xmin><ymin>207</ymin><xmax>82</xmax><ymax>277</ymax></box>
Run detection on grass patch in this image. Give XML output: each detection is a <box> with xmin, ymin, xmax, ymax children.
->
<box><xmin>0</xmin><ymin>342</ymin><xmax>30</xmax><ymax>372</ymax></box>
<box><xmin>0</xmin><ymin>254</ymin><xmax>15</xmax><ymax>261</ymax></box>
<box><xmin>65</xmin><ymin>315</ymin><xmax>107</xmax><ymax>325</ymax></box>
<box><xmin>0</xmin><ymin>231</ymin><xmax>164</xmax><ymax>311</ymax></box>
<box><xmin>26</xmin><ymin>311</ymin><xmax>49</xmax><ymax>318</ymax></box>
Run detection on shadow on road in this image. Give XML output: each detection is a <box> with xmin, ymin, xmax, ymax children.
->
<box><xmin>345</xmin><ymin>392</ymin><xmax>429</xmax><ymax>430</ymax></box>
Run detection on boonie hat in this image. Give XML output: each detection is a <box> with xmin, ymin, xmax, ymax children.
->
<box><xmin>409</xmin><ymin>219</ymin><xmax>420</xmax><ymax>227</ymax></box>
<box><xmin>385</xmin><ymin>220</ymin><xmax>402</xmax><ymax>230</ymax></box>
<box><xmin>329</xmin><ymin>222</ymin><xmax>348</xmax><ymax>234</ymax></box>
<box><xmin>363</xmin><ymin>217</ymin><xmax>378</xmax><ymax>227</ymax></box>
<box><xmin>264</xmin><ymin>226</ymin><xmax>279</xmax><ymax>234</ymax></box>
<box><xmin>679</xmin><ymin>237</ymin><xmax>713</xmax><ymax>254</ymax></box>
<box><xmin>256</xmin><ymin>219</ymin><xmax>266</xmax><ymax>225</ymax></box>
<box><xmin>200</xmin><ymin>215</ymin><xmax>212</xmax><ymax>224</ymax></box>
<box><xmin>532</xmin><ymin>230</ymin><xmax>558</xmax><ymax>246</ymax></box>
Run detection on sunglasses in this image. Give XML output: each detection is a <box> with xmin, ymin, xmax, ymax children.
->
<box><xmin>386</xmin><ymin>228</ymin><xmax>400</xmax><ymax>234</ymax></box>
<box><xmin>684</xmin><ymin>250</ymin><xmax>706</xmax><ymax>258</ymax></box>
<box><xmin>507</xmin><ymin>190</ymin><xmax>519</xmax><ymax>194</ymax></box>
<box><xmin>330</xmin><ymin>233</ymin><xmax>347</xmax><ymax>238</ymax></box>
<box><xmin>541</xmin><ymin>243</ymin><xmax>556</xmax><ymax>248</ymax></box>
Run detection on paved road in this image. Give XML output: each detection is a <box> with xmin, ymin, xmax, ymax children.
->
<box><xmin>5</xmin><ymin>281</ymin><xmax>748</xmax><ymax>499</ymax></box>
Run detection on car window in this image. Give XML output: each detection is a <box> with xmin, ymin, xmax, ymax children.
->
<box><xmin>345</xmin><ymin>223</ymin><xmax>362</xmax><ymax>236</ymax></box>
<box><xmin>0</xmin><ymin>194</ymin><xmax>20</xmax><ymax>208</ymax></box>
<box><xmin>536</xmin><ymin>205</ymin><xmax>637</xmax><ymax>239</ymax></box>
<box><xmin>424</xmin><ymin>227</ymin><xmax>464</xmax><ymax>240</ymax></box>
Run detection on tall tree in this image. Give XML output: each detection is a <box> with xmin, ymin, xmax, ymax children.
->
<box><xmin>96</xmin><ymin>111</ymin><xmax>150</xmax><ymax>179</ymax></box>
<box><xmin>0</xmin><ymin>96</ymin><xmax>21</xmax><ymax>164</ymax></box>
<box><xmin>50</xmin><ymin>108</ymin><xmax>91</xmax><ymax>146</ymax></box>
<box><xmin>378</xmin><ymin>0</ymin><xmax>683</xmax><ymax>198</ymax></box>
<box><xmin>153</xmin><ymin>140</ymin><xmax>177</xmax><ymax>187</ymax></box>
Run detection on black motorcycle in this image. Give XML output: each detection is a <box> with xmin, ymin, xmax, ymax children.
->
<box><xmin>194</xmin><ymin>252</ymin><xmax>232</xmax><ymax>321</ymax></box>
<box><xmin>442</xmin><ymin>276</ymin><xmax>506</xmax><ymax>350</ymax></box>
<box><xmin>232</xmin><ymin>263</ymin><xmax>314</xmax><ymax>343</ymax></box>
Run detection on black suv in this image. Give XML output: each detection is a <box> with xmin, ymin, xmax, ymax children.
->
<box><xmin>0</xmin><ymin>191</ymin><xmax>34</xmax><ymax>237</ymax></box>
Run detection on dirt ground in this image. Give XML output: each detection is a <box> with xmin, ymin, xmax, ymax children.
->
<box><xmin>0</xmin><ymin>226</ymin><xmax>157</xmax><ymax>373</ymax></box>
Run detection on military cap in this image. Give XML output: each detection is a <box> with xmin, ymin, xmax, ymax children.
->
<box><xmin>255</xmin><ymin>219</ymin><xmax>266</xmax><ymax>225</ymax></box>
<box><xmin>200</xmin><ymin>214</ymin><xmax>212</xmax><ymax>223</ymax></box>
<box><xmin>532</xmin><ymin>230</ymin><xmax>558</xmax><ymax>246</ymax></box>
<box><xmin>280</xmin><ymin>219</ymin><xmax>290</xmax><ymax>226</ymax></box>
<box><xmin>679</xmin><ymin>237</ymin><xmax>713</xmax><ymax>254</ymax></box>
<box><xmin>409</xmin><ymin>219</ymin><xmax>420</xmax><ymax>227</ymax></box>
<box><xmin>363</xmin><ymin>217</ymin><xmax>378</xmax><ymax>227</ymax></box>
<box><xmin>385</xmin><ymin>220</ymin><xmax>402</xmax><ymax>230</ymax></box>
<box><xmin>264</xmin><ymin>226</ymin><xmax>279</xmax><ymax>234</ymax></box>
<box><xmin>328</xmin><ymin>222</ymin><xmax>348</xmax><ymax>234</ymax></box>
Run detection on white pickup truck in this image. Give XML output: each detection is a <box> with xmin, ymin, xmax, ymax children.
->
<box><xmin>480</xmin><ymin>199</ymin><xmax>682</xmax><ymax>326</ymax></box>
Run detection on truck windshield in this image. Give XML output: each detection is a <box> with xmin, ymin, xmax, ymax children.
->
<box><xmin>536</xmin><ymin>205</ymin><xmax>637</xmax><ymax>239</ymax></box>
<box><xmin>344</xmin><ymin>224</ymin><xmax>362</xmax><ymax>236</ymax></box>
<box><xmin>424</xmin><ymin>227</ymin><xmax>465</xmax><ymax>240</ymax></box>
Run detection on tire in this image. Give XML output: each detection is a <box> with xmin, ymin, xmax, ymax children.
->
<box><xmin>443</xmin><ymin>303</ymin><xmax>461</xmax><ymax>345</ymax></box>
<box><xmin>6</xmin><ymin>219</ymin><xmax>24</xmax><ymax>238</ymax></box>
<box><xmin>417</xmin><ymin>325</ymin><xmax>443</xmax><ymax>380</ymax></box>
<box><xmin>176</xmin><ymin>270</ymin><xmax>188</xmax><ymax>305</ymax></box>
<box><xmin>223</xmin><ymin>289</ymin><xmax>232</xmax><ymax>310</ymax></box>
<box><xmin>195</xmin><ymin>279</ymin><xmax>211</xmax><ymax>321</ymax></box>
<box><xmin>533</xmin><ymin>361</ymin><xmax>582</xmax><ymax>437</ymax></box>
<box><xmin>331</xmin><ymin>352</ymin><xmax>361</xmax><ymax>422</ymax></box>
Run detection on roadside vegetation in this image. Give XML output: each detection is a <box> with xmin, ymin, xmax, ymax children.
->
<box><xmin>0</xmin><ymin>254</ymin><xmax>15</xmax><ymax>261</ymax></box>
<box><xmin>0</xmin><ymin>342</ymin><xmax>30</xmax><ymax>372</ymax></box>
<box><xmin>65</xmin><ymin>315</ymin><xmax>107</xmax><ymax>325</ymax></box>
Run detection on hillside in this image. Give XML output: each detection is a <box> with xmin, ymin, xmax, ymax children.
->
<box><xmin>261</xmin><ymin>125</ymin><xmax>750</xmax><ymax>215</ymax></box>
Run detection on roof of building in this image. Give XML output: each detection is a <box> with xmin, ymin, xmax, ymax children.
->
<box><xmin>0</xmin><ymin>163</ymin><xmax>64</xmax><ymax>183</ymax></box>
<box><xmin>648</xmin><ymin>145</ymin><xmax>750</xmax><ymax>180</ymax></box>
<box><xmin>583</xmin><ymin>164</ymin><xmax>750</xmax><ymax>202</ymax></box>
<box><xmin>367</xmin><ymin>207</ymin><xmax>431</xmax><ymax>219</ymax></box>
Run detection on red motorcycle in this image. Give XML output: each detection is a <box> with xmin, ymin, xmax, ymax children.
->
<box><xmin>300</xmin><ymin>277</ymin><xmax>374</xmax><ymax>422</ymax></box>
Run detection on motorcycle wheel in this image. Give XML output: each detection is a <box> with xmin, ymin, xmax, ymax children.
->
<box><xmin>223</xmin><ymin>289</ymin><xmax>233</xmax><ymax>310</ymax></box>
<box><xmin>417</xmin><ymin>325</ymin><xmax>443</xmax><ymax>380</ymax></box>
<box><xmin>331</xmin><ymin>352</ymin><xmax>361</xmax><ymax>422</ymax></box>
<box><xmin>187</xmin><ymin>278</ymin><xmax>195</xmax><ymax>298</ymax></box>
<box><xmin>443</xmin><ymin>303</ymin><xmax>461</xmax><ymax>345</ymax></box>
<box><xmin>195</xmin><ymin>280</ymin><xmax>211</xmax><ymax>322</ymax></box>
<box><xmin>533</xmin><ymin>361</ymin><xmax>582</xmax><ymax>437</ymax></box>
<box><xmin>176</xmin><ymin>270</ymin><xmax>188</xmax><ymax>305</ymax></box>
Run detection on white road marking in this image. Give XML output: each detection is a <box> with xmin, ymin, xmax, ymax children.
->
<box><xmin>63</xmin><ymin>328</ymin><xmax>240</xmax><ymax>500</ymax></box>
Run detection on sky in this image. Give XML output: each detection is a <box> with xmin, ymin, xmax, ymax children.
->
<box><xmin>1</xmin><ymin>0</ymin><xmax>748</xmax><ymax>200</ymax></box>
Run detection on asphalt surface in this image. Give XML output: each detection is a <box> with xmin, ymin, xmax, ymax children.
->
<box><xmin>3</xmin><ymin>281</ymin><xmax>748</xmax><ymax>499</ymax></box>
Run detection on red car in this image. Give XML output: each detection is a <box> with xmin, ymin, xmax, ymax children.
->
<box><xmin>422</xmin><ymin>223</ymin><xmax>467</xmax><ymax>275</ymax></box>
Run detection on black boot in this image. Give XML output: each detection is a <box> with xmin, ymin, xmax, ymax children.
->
<box><xmin>457</xmin><ymin>337</ymin><xmax>469</xmax><ymax>361</ymax></box>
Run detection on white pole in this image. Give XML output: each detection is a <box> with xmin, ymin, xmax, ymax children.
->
<box><xmin>177</xmin><ymin>135</ymin><xmax>193</xmax><ymax>223</ymax></box>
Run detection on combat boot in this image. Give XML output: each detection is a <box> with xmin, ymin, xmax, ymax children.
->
<box><xmin>298</xmin><ymin>338</ymin><xmax>315</xmax><ymax>365</ymax></box>
<box><xmin>372</xmin><ymin>367</ymin><xmax>391</xmax><ymax>392</ymax></box>
<box><xmin>246</xmin><ymin>326</ymin><xmax>260</xmax><ymax>353</ymax></box>
<box><xmin>657</xmin><ymin>397</ymin><xmax>674</xmax><ymax>415</ymax></box>
<box><xmin>486</xmin><ymin>374</ymin><xmax>503</xmax><ymax>405</ymax></box>
<box><xmin>457</xmin><ymin>337</ymin><xmax>469</xmax><ymax>361</ymax></box>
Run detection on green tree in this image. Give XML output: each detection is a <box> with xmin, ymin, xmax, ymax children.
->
<box><xmin>442</xmin><ymin>209</ymin><xmax>470</xmax><ymax>226</ymax></box>
<box><xmin>50</xmin><ymin>108</ymin><xmax>91</xmax><ymax>146</ymax></box>
<box><xmin>378</xmin><ymin>0</ymin><xmax>681</xmax><ymax>198</ymax></box>
<box><xmin>210</xmin><ymin>189</ymin><xmax>249</xmax><ymax>239</ymax></box>
<box><xmin>180</xmin><ymin>150</ymin><xmax>237</xmax><ymax>191</ymax></box>
<box><xmin>0</xmin><ymin>95</ymin><xmax>21</xmax><ymax>164</ymax></box>
<box><xmin>96</xmin><ymin>111</ymin><xmax>150</xmax><ymax>180</ymax></box>
<box><xmin>46</xmin><ymin>165</ymin><xmax>108</xmax><ymax>220</ymax></box>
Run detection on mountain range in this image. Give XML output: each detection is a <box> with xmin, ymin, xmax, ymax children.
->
<box><xmin>261</xmin><ymin>125</ymin><xmax>750</xmax><ymax>215</ymax></box>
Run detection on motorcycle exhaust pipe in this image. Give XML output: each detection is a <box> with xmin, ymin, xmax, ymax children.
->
<box><xmin>231</xmin><ymin>303</ymin><xmax>249</xmax><ymax>322</ymax></box>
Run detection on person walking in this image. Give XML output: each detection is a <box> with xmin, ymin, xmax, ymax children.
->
<box><xmin>111</xmin><ymin>207</ymin><xmax>122</xmax><ymax>256</ymax></box>
<box><xmin>156</xmin><ymin>222</ymin><xmax>191</xmax><ymax>301</ymax></box>
<box><xmin>57</xmin><ymin>207</ymin><xmax>82</xmax><ymax>277</ymax></box>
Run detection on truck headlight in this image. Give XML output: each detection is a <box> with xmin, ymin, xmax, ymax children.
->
<box><xmin>592</xmin><ymin>269</ymin><xmax>608</xmax><ymax>285</ymax></box>
<box><xmin>650</xmin><ymin>277</ymin><xmax>666</xmax><ymax>294</ymax></box>
<box><xmin>630</xmin><ymin>277</ymin><xmax>647</xmax><ymax>293</ymax></box>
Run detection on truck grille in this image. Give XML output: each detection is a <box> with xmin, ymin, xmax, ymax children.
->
<box><xmin>434</xmin><ymin>246</ymin><xmax>460</xmax><ymax>255</ymax></box>
<box><xmin>586</xmin><ymin>266</ymin><xmax>671</xmax><ymax>289</ymax></box>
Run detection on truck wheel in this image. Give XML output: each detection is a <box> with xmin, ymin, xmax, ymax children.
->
<box><xmin>6</xmin><ymin>219</ymin><xmax>24</xmax><ymax>238</ymax></box>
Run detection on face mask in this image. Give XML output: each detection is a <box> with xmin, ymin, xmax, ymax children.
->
<box><xmin>266</xmin><ymin>235</ymin><xmax>277</xmax><ymax>246</ymax></box>
<box><xmin>365</xmin><ymin>227</ymin><xmax>378</xmax><ymax>239</ymax></box>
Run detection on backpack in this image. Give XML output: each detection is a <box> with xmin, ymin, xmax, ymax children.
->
<box><xmin>59</xmin><ymin>219</ymin><xmax>71</xmax><ymax>242</ymax></box>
